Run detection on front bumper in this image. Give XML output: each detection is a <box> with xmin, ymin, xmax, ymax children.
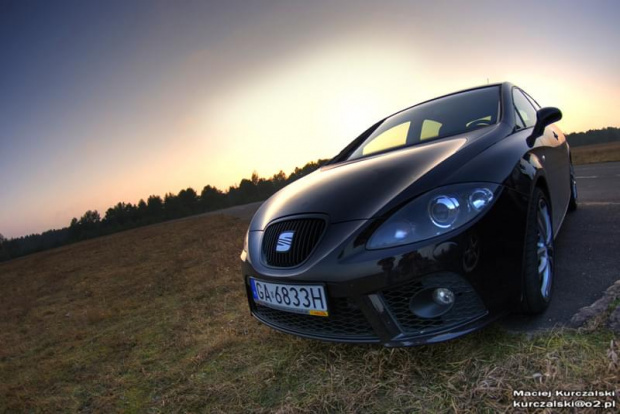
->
<box><xmin>247</xmin><ymin>272</ymin><xmax>499</xmax><ymax>347</ymax></box>
<box><xmin>241</xmin><ymin>186</ymin><xmax>528</xmax><ymax>347</ymax></box>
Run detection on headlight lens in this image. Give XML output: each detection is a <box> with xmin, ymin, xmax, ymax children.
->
<box><xmin>367</xmin><ymin>183</ymin><xmax>500</xmax><ymax>250</ymax></box>
<box><xmin>429</xmin><ymin>195</ymin><xmax>460</xmax><ymax>228</ymax></box>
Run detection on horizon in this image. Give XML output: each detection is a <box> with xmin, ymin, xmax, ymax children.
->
<box><xmin>1</xmin><ymin>0</ymin><xmax>619</xmax><ymax>238</ymax></box>
<box><xmin>3</xmin><ymin>125</ymin><xmax>618</xmax><ymax>240</ymax></box>
<box><xmin>2</xmin><ymin>156</ymin><xmax>328</xmax><ymax>238</ymax></box>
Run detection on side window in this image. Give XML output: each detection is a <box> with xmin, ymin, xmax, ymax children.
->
<box><xmin>513</xmin><ymin>89</ymin><xmax>537</xmax><ymax>128</ymax></box>
<box><xmin>514</xmin><ymin>109</ymin><xmax>526</xmax><ymax>129</ymax></box>
<box><xmin>523</xmin><ymin>91</ymin><xmax>541</xmax><ymax>110</ymax></box>
<box><xmin>420</xmin><ymin>119</ymin><xmax>441</xmax><ymax>140</ymax></box>
<box><xmin>362</xmin><ymin>122</ymin><xmax>410</xmax><ymax>156</ymax></box>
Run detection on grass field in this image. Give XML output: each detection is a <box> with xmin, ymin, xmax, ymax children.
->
<box><xmin>1</xmin><ymin>214</ymin><xmax>618</xmax><ymax>412</ymax></box>
<box><xmin>572</xmin><ymin>141</ymin><xmax>620</xmax><ymax>165</ymax></box>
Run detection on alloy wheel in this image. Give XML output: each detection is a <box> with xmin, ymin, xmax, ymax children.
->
<box><xmin>536</xmin><ymin>199</ymin><xmax>553</xmax><ymax>300</ymax></box>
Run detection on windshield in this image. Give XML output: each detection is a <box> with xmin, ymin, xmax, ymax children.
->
<box><xmin>347</xmin><ymin>86</ymin><xmax>500</xmax><ymax>161</ymax></box>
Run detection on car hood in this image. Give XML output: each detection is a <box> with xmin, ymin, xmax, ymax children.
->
<box><xmin>250</xmin><ymin>130</ymin><xmax>498</xmax><ymax>231</ymax></box>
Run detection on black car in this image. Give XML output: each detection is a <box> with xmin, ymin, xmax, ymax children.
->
<box><xmin>240</xmin><ymin>82</ymin><xmax>577</xmax><ymax>347</ymax></box>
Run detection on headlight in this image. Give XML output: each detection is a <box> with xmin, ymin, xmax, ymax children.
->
<box><xmin>367</xmin><ymin>183</ymin><xmax>500</xmax><ymax>250</ymax></box>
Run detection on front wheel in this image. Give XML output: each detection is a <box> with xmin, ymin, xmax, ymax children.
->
<box><xmin>568</xmin><ymin>163</ymin><xmax>578</xmax><ymax>212</ymax></box>
<box><xmin>521</xmin><ymin>188</ymin><xmax>554</xmax><ymax>314</ymax></box>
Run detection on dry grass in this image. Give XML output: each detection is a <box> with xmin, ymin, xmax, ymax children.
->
<box><xmin>572</xmin><ymin>141</ymin><xmax>620</xmax><ymax>165</ymax></box>
<box><xmin>1</xmin><ymin>214</ymin><xmax>618</xmax><ymax>412</ymax></box>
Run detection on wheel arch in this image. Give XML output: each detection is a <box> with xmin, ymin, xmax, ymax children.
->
<box><xmin>533</xmin><ymin>175</ymin><xmax>551</xmax><ymax>214</ymax></box>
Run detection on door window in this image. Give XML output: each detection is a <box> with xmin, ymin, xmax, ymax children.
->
<box><xmin>513</xmin><ymin>89</ymin><xmax>537</xmax><ymax>129</ymax></box>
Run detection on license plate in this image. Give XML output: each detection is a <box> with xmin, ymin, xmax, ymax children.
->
<box><xmin>250</xmin><ymin>278</ymin><xmax>329</xmax><ymax>317</ymax></box>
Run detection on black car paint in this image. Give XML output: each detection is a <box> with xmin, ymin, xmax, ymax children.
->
<box><xmin>241</xmin><ymin>82</ymin><xmax>571</xmax><ymax>346</ymax></box>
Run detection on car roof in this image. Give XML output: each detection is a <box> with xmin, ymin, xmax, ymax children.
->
<box><xmin>412</xmin><ymin>82</ymin><xmax>511</xmax><ymax>108</ymax></box>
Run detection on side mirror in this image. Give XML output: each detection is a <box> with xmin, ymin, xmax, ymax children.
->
<box><xmin>526</xmin><ymin>107</ymin><xmax>562</xmax><ymax>147</ymax></box>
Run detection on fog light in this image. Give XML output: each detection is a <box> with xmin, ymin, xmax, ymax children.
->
<box><xmin>409</xmin><ymin>287</ymin><xmax>456</xmax><ymax>318</ymax></box>
<box><xmin>433</xmin><ymin>288</ymin><xmax>455</xmax><ymax>305</ymax></box>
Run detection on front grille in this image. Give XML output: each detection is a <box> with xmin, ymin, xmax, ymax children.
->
<box><xmin>262</xmin><ymin>218</ymin><xmax>326</xmax><ymax>267</ymax></box>
<box><xmin>382</xmin><ymin>274</ymin><xmax>487</xmax><ymax>335</ymax></box>
<box><xmin>253</xmin><ymin>298</ymin><xmax>378</xmax><ymax>340</ymax></box>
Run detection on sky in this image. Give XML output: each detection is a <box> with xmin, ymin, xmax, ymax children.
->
<box><xmin>1</xmin><ymin>0</ymin><xmax>619</xmax><ymax>238</ymax></box>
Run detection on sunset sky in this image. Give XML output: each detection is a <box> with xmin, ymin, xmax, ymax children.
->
<box><xmin>1</xmin><ymin>0</ymin><xmax>619</xmax><ymax>238</ymax></box>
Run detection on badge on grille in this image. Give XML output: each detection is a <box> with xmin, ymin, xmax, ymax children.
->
<box><xmin>276</xmin><ymin>231</ymin><xmax>294</xmax><ymax>252</ymax></box>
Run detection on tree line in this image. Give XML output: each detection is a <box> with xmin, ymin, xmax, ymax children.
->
<box><xmin>3</xmin><ymin>126</ymin><xmax>618</xmax><ymax>262</ymax></box>
<box><xmin>566</xmin><ymin>126</ymin><xmax>620</xmax><ymax>147</ymax></box>
<box><xmin>0</xmin><ymin>159</ymin><xmax>328</xmax><ymax>262</ymax></box>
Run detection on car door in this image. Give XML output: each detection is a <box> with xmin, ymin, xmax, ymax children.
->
<box><xmin>513</xmin><ymin>88</ymin><xmax>568</xmax><ymax>235</ymax></box>
<box><xmin>522</xmin><ymin>90</ymin><xmax>571</xmax><ymax>224</ymax></box>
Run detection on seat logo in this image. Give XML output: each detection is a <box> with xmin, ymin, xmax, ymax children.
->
<box><xmin>276</xmin><ymin>231</ymin><xmax>294</xmax><ymax>252</ymax></box>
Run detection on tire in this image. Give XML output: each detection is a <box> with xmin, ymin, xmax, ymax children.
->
<box><xmin>521</xmin><ymin>187</ymin><xmax>554</xmax><ymax>314</ymax></box>
<box><xmin>568</xmin><ymin>163</ymin><xmax>578</xmax><ymax>212</ymax></box>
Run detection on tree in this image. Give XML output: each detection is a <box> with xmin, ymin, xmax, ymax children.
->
<box><xmin>70</xmin><ymin>210</ymin><xmax>102</xmax><ymax>240</ymax></box>
<box><xmin>69</xmin><ymin>217</ymin><xmax>80</xmax><ymax>240</ymax></box>
<box><xmin>286</xmin><ymin>159</ymin><xmax>327</xmax><ymax>183</ymax></box>
<box><xmin>126</xmin><ymin>203</ymin><xmax>139</xmax><ymax>223</ymax></box>
<box><xmin>177</xmin><ymin>187</ymin><xmax>199</xmax><ymax>215</ymax></box>
<box><xmin>164</xmin><ymin>192</ymin><xmax>181</xmax><ymax>219</ymax></box>
<box><xmin>79</xmin><ymin>210</ymin><xmax>101</xmax><ymax>226</ymax></box>
<box><xmin>137</xmin><ymin>199</ymin><xmax>148</xmax><ymax>221</ymax></box>
<box><xmin>238</xmin><ymin>178</ymin><xmax>259</xmax><ymax>203</ymax></box>
<box><xmin>271</xmin><ymin>170</ymin><xmax>287</xmax><ymax>191</ymax></box>
<box><xmin>146</xmin><ymin>195</ymin><xmax>164</xmax><ymax>221</ymax></box>
<box><xmin>256</xmin><ymin>178</ymin><xmax>275</xmax><ymax>200</ymax></box>
<box><xmin>67</xmin><ymin>210</ymin><xmax>101</xmax><ymax>241</ymax></box>
<box><xmin>105</xmin><ymin>203</ymin><xmax>134</xmax><ymax>227</ymax></box>
<box><xmin>200</xmin><ymin>185</ymin><xmax>226</xmax><ymax>211</ymax></box>
<box><xmin>0</xmin><ymin>233</ymin><xmax>6</xmax><ymax>261</ymax></box>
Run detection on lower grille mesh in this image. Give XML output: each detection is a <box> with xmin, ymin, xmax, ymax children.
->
<box><xmin>253</xmin><ymin>298</ymin><xmax>378</xmax><ymax>340</ymax></box>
